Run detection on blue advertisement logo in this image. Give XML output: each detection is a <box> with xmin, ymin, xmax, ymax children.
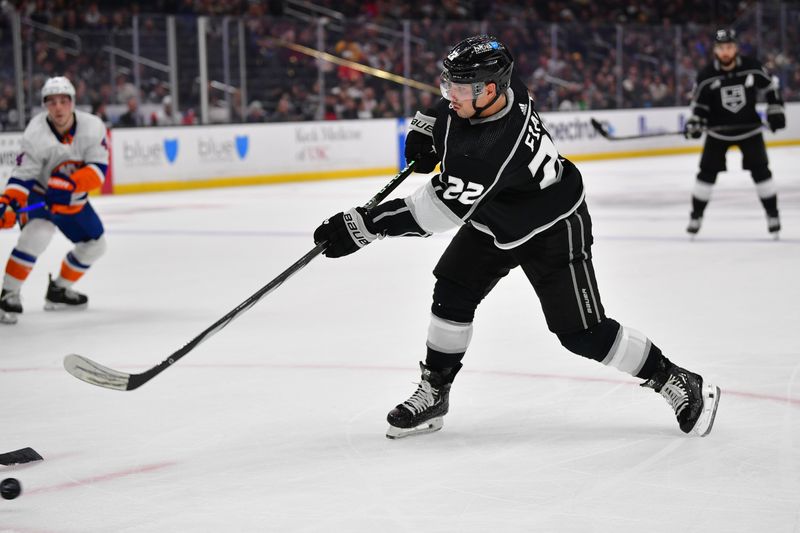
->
<box><xmin>235</xmin><ymin>135</ymin><xmax>249</xmax><ymax>160</ymax></box>
<box><xmin>164</xmin><ymin>138</ymin><xmax>179</xmax><ymax>164</ymax></box>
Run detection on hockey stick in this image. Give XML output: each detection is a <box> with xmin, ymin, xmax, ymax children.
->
<box><xmin>0</xmin><ymin>447</ymin><xmax>43</xmax><ymax>465</ymax></box>
<box><xmin>19</xmin><ymin>202</ymin><xmax>46</xmax><ymax>213</ymax></box>
<box><xmin>63</xmin><ymin>161</ymin><xmax>418</xmax><ymax>391</ymax></box>
<box><xmin>590</xmin><ymin>118</ymin><xmax>766</xmax><ymax>141</ymax></box>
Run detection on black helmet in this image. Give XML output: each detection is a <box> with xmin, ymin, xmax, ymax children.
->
<box><xmin>714</xmin><ymin>28</ymin><xmax>737</xmax><ymax>44</ymax></box>
<box><xmin>442</xmin><ymin>35</ymin><xmax>514</xmax><ymax>93</ymax></box>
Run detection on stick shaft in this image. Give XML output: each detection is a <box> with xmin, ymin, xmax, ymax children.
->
<box><xmin>66</xmin><ymin>161</ymin><xmax>417</xmax><ymax>391</ymax></box>
<box><xmin>591</xmin><ymin>118</ymin><xmax>766</xmax><ymax>141</ymax></box>
<box><xmin>19</xmin><ymin>201</ymin><xmax>46</xmax><ymax>213</ymax></box>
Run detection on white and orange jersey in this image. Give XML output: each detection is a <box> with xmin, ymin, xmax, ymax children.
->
<box><xmin>6</xmin><ymin>110</ymin><xmax>109</xmax><ymax>209</ymax></box>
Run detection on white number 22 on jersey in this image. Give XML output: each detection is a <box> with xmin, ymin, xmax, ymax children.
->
<box><xmin>443</xmin><ymin>176</ymin><xmax>485</xmax><ymax>205</ymax></box>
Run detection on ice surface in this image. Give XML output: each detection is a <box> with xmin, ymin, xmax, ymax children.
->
<box><xmin>1</xmin><ymin>147</ymin><xmax>799</xmax><ymax>532</ymax></box>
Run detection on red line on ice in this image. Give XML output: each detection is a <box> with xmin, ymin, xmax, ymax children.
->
<box><xmin>3</xmin><ymin>362</ymin><xmax>800</xmax><ymax>407</ymax></box>
<box><xmin>26</xmin><ymin>461</ymin><xmax>177</xmax><ymax>495</ymax></box>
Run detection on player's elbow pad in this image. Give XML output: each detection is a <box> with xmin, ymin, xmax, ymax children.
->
<box><xmin>71</xmin><ymin>165</ymin><xmax>105</xmax><ymax>193</ymax></box>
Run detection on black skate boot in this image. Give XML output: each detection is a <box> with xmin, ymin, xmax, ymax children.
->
<box><xmin>386</xmin><ymin>362</ymin><xmax>462</xmax><ymax>439</ymax></box>
<box><xmin>44</xmin><ymin>274</ymin><xmax>88</xmax><ymax>311</ymax></box>
<box><xmin>0</xmin><ymin>289</ymin><xmax>22</xmax><ymax>325</ymax></box>
<box><xmin>686</xmin><ymin>214</ymin><xmax>702</xmax><ymax>237</ymax></box>
<box><xmin>767</xmin><ymin>215</ymin><xmax>780</xmax><ymax>240</ymax></box>
<box><xmin>641</xmin><ymin>359</ymin><xmax>720</xmax><ymax>436</ymax></box>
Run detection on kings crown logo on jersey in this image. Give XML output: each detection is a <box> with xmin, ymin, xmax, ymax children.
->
<box><xmin>721</xmin><ymin>85</ymin><xmax>746</xmax><ymax>113</ymax></box>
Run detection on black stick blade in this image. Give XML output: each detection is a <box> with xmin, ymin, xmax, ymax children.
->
<box><xmin>0</xmin><ymin>447</ymin><xmax>43</xmax><ymax>465</ymax></box>
<box><xmin>64</xmin><ymin>354</ymin><xmax>132</xmax><ymax>391</ymax></box>
<box><xmin>590</xmin><ymin>118</ymin><xmax>610</xmax><ymax>138</ymax></box>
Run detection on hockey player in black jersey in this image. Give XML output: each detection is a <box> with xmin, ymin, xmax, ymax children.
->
<box><xmin>314</xmin><ymin>35</ymin><xmax>720</xmax><ymax>439</ymax></box>
<box><xmin>684</xmin><ymin>28</ymin><xmax>786</xmax><ymax>238</ymax></box>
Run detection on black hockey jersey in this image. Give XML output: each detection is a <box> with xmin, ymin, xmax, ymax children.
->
<box><xmin>690</xmin><ymin>56</ymin><xmax>783</xmax><ymax>140</ymax></box>
<box><xmin>369</xmin><ymin>76</ymin><xmax>585</xmax><ymax>250</ymax></box>
<box><xmin>425</xmin><ymin>76</ymin><xmax>584</xmax><ymax>248</ymax></box>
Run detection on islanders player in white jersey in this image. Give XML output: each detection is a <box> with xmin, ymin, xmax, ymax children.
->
<box><xmin>0</xmin><ymin>76</ymin><xmax>109</xmax><ymax>324</ymax></box>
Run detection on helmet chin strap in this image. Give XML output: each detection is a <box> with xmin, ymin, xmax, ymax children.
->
<box><xmin>470</xmin><ymin>89</ymin><xmax>503</xmax><ymax>118</ymax></box>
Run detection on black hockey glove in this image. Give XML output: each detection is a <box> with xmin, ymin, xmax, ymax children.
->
<box><xmin>683</xmin><ymin>115</ymin><xmax>706</xmax><ymax>139</ymax></box>
<box><xmin>313</xmin><ymin>207</ymin><xmax>382</xmax><ymax>258</ymax></box>
<box><xmin>405</xmin><ymin>111</ymin><xmax>439</xmax><ymax>173</ymax></box>
<box><xmin>767</xmin><ymin>109</ymin><xmax>786</xmax><ymax>132</ymax></box>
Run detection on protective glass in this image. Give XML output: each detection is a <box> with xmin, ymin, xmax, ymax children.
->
<box><xmin>440</xmin><ymin>71</ymin><xmax>486</xmax><ymax>102</ymax></box>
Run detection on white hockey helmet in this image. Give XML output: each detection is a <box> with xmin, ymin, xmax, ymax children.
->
<box><xmin>41</xmin><ymin>76</ymin><xmax>76</xmax><ymax>105</ymax></box>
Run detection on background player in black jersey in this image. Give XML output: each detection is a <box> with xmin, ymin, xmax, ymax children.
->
<box><xmin>684</xmin><ymin>28</ymin><xmax>786</xmax><ymax>238</ymax></box>
<box><xmin>314</xmin><ymin>35</ymin><xmax>720</xmax><ymax>439</ymax></box>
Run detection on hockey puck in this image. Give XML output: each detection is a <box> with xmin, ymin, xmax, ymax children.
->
<box><xmin>0</xmin><ymin>478</ymin><xmax>21</xmax><ymax>500</ymax></box>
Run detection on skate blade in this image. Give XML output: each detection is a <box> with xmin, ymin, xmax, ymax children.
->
<box><xmin>386</xmin><ymin>417</ymin><xmax>443</xmax><ymax>439</ymax></box>
<box><xmin>44</xmin><ymin>301</ymin><xmax>88</xmax><ymax>311</ymax></box>
<box><xmin>692</xmin><ymin>384</ymin><xmax>721</xmax><ymax>437</ymax></box>
<box><xmin>0</xmin><ymin>312</ymin><xmax>18</xmax><ymax>325</ymax></box>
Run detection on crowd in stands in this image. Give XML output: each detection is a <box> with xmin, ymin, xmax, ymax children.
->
<box><xmin>0</xmin><ymin>0</ymin><xmax>798</xmax><ymax>131</ymax></box>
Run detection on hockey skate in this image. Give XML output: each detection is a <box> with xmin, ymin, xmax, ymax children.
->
<box><xmin>686</xmin><ymin>215</ymin><xmax>702</xmax><ymax>238</ymax></box>
<box><xmin>386</xmin><ymin>362</ymin><xmax>462</xmax><ymax>439</ymax></box>
<box><xmin>767</xmin><ymin>215</ymin><xmax>781</xmax><ymax>240</ymax></box>
<box><xmin>641</xmin><ymin>360</ymin><xmax>720</xmax><ymax>437</ymax></box>
<box><xmin>44</xmin><ymin>274</ymin><xmax>88</xmax><ymax>311</ymax></box>
<box><xmin>0</xmin><ymin>289</ymin><xmax>22</xmax><ymax>325</ymax></box>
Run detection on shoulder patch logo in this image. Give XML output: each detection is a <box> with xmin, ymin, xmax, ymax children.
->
<box><xmin>518</xmin><ymin>103</ymin><xmax>528</xmax><ymax>115</ymax></box>
<box><xmin>721</xmin><ymin>84</ymin><xmax>746</xmax><ymax>113</ymax></box>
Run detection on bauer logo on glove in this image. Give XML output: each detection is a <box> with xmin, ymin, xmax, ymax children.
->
<box><xmin>313</xmin><ymin>208</ymin><xmax>381</xmax><ymax>258</ymax></box>
<box><xmin>344</xmin><ymin>211</ymin><xmax>372</xmax><ymax>247</ymax></box>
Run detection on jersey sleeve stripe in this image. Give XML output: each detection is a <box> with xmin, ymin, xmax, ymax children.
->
<box><xmin>6</xmin><ymin>180</ymin><xmax>32</xmax><ymax>195</ymax></box>
<box><xmin>88</xmin><ymin>162</ymin><xmax>108</xmax><ymax>175</ymax></box>
<box><xmin>372</xmin><ymin>205</ymin><xmax>412</xmax><ymax>223</ymax></box>
<box><xmin>86</xmin><ymin>163</ymin><xmax>107</xmax><ymax>183</ymax></box>
<box><xmin>405</xmin><ymin>180</ymin><xmax>463</xmax><ymax>234</ymax></box>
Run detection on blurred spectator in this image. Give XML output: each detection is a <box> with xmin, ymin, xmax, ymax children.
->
<box><xmin>246</xmin><ymin>100</ymin><xmax>266</xmax><ymax>122</ymax></box>
<box><xmin>339</xmin><ymin>96</ymin><xmax>358</xmax><ymax>119</ymax></box>
<box><xmin>0</xmin><ymin>96</ymin><xmax>11</xmax><ymax>131</ymax></box>
<box><xmin>91</xmin><ymin>99</ymin><xmax>110</xmax><ymax>127</ymax></box>
<box><xmin>84</xmin><ymin>2</ymin><xmax>103</xmax><ymax>28</ymax></box>
<box><xmin>356</xmin><ymin>98</ymin><xmax>373</xmax><ymax>119</ymax></box>
<box><xmin>270</xmin><ymin>93</ymin><xmax>298</xmax><ymax>122</ymax></box>
<box><xmin>114</xmin><ymin>74</ymin><xmax>138</xmax><ymax>105</ymax></box>
<box><xmin>150</xmin><ymin>95</ymin><xmax>182</xmax><ymax>126</ymax></box>
<box><xmin>208</xmin><ymin>93</ymin><xmax>231</xmax><ymax>123</ymax></box>
<box><xmin>648</xmin><ymin>74</ymin><xmax>670</xmax><ymax>106</ymax></box>
<box><xmin>117</xmin><ymin>97</ymin><xmax>144</xmax><ymax>127</ymax></box>
<box><xmin>181</xmin><ymin>108</ymin><xmax>197</xmax><ymax>125</ymax></box>
<box><xmin>0</xmin><ymin>0</ymin><xmax>796</xmax><ymax>131</ymax></box>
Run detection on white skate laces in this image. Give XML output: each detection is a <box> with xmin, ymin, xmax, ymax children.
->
<box><xmin>659</xmin><ymin>375</ymin><xmax>689</xmax><ymax>418</ymax></box>
<box><xmin>644</xmin><ymin>364</ymin><xmax>721</xmax><ymax>437</ymax></box>
<box><xmin>402</xmin><ymin>381</ymin><xmax>438</xmax><ymax>414</ymax></box>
